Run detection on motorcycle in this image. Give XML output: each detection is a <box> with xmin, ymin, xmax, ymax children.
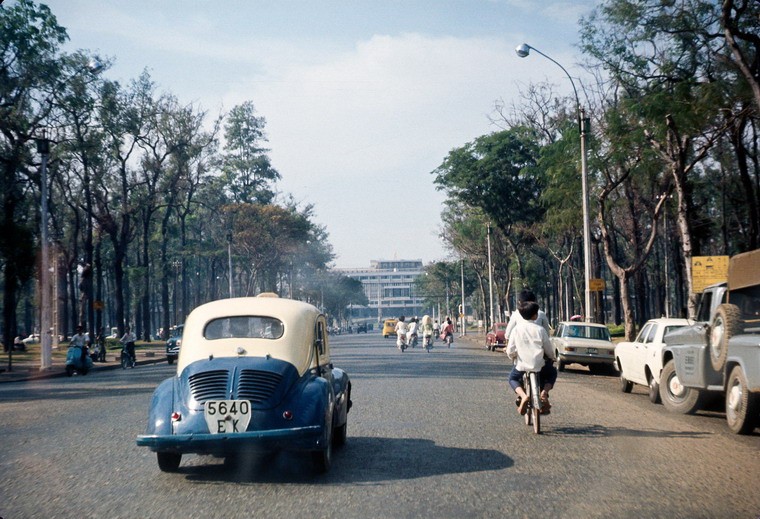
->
<box><xmin>65</xmin><ymin>345</ymin><xmax>94</xmax><ymax>376</ymax></box>
<box><xmin>407</xmin><ymin>332</ymin><xmax>418</xmax><ymax>349</ymax></box>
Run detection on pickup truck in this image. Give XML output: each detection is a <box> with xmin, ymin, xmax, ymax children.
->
<box><xmin>664</xmin><ymin>248</ymin><xmax>760</xmax><ymax>434</ymax></box>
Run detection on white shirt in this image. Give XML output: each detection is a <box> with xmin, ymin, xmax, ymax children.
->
<box><xmin>506</xmin><ymin>320</ymin><xmax>555</xmax><ymax>372</ymax></box>
<box><xmin>120</xmin><ymin>331</ymin><xmax>136</xmax><ymax>344</ymax></box>
<box><xmin>505</xmin><ymin>308</ymin><xmax>550</xmax><ymax>343</ymax></box>
<box><xmin>395</xmin><ymin>321</ymin><xmax>408</xmax><ymax>336</ymax></box>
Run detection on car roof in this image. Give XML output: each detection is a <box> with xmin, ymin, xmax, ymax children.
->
<box><xmin>176</xmin><ymin>296</ymin><xmax>324</xmax><ymax>375</ymax></box>
<box><xmin>557</xmin><ymin>321</ymin><xmax>609</xmax><ymax>328</ymax></box>
<box><xmin>641</xmin><ymin>318</ymin><xmax>691</xmax><ymax>326</ymax></box>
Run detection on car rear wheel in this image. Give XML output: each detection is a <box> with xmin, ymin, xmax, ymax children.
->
<box><xmin>157</xmin><ymin>452</ymin><xmax>182</xmax><ymax>472</ymax></box>
<box><xmin>333</xmin><ymin>421</ymin><xmax>347</xmax><ymax>447</ymax></box>
<box><xmin>556</xmin><ymin>352</ymin><xmax>565</xmax><ymax>372</ymax></box>
<box><xmin>619</xmin><ymin>369</ymin><xmax>633</xmax><ymax>393</ymax></box>
<box><xmin>648</xmin><ymin>376</ymin><xmax>661</xmax><ymax>404</ymax></box>
<box><xmin>167</xmin><ymin>357</ymin><xmax>175</xmax><ymax>365</ymax></box>
<box><xmin>659</xmin><ymin>359</ymin><xmax>703</xmax><ymax>414</ymax></box>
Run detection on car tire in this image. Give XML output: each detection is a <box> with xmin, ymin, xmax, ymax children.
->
<box><xmin>556</xmin><ymin>352</ymin><xmax>565</xmax><ymax>372</ymax></box>
<box><xmin>725</xmin><ymin>365</ymin><xmax>760</xmax><ymax>435</ymax></box>
<box><xmin>619</xmin><ymin>370</ymin><xmax>633</xmax><ymax>393</ymax></box>
<box><xmin>709</xmin><ymin>304</ymin><xmax>741</xmax><ymax>371</ymax></box>
<box><xmin>333</xmin><ymin>421</ymin><xmax>347</xmax><ymax>447</ymax></box>
<box><xmin>648</xmin><ymin>377</ymin><xmax>661</xmax><ymax>404</ymax></box>
<box><xmin>65</xmin><ymin>365</ymin><xmax>74</xmax><ymax>377</ymax></box>
<box><xmin>167</xmin><ymin>357</ymin><xmax>175</xmax><ymax>365</ymax></box>
<box><xmin>659</xmin><ymin>359</ymin><xmax>703</xmax><ymax>414</ymax></box>
<box><xmin>312</xmin><ymin>432</ymin><xmax>333</xmax><ymax>474</ymax></box>
<box><xmin>157</xmin><ymin>452</ymin><xmax>182</xmax><ymax>472</ymax></box>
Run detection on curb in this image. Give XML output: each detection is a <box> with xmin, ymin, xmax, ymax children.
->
<box><xmin>0</xmin><ymin>352</ymin><xmax>167</xmax><ymax>384</ymax></box>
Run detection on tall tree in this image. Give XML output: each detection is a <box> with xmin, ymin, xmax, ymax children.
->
<box><xmin>222</xmin><ymin>101</ymin><xmax>279</xmax><ymax>204</ymax></box>
<box><xmin>0</xmin><ymin>0</ymin><xmax>67</xmax><ymax>362</ymax></box>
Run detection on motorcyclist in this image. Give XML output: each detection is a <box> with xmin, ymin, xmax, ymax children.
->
<box><xmin>420</xmin><ymin>315</ymin><xmax>434</xmax><ymax>349</ymax></box>
<box><xmin>394</xmin><ymin>316</ymin><xmax>408</xmax><ymax>351</ymax></box>
<box><xmin>406</xmin><ymin>317</ymin><xmax>419</xmax><ymax>348</ymax></box>
<box><xmin>70</xmin><ymin>325</ymin><xmax>90</xmax><ymax>364</ymax></box>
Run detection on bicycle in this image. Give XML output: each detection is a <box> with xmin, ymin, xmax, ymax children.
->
<box><xmin>120</xmin><ymin>344</ymin><xmax>136</xmax><ymax>369</ymax></box>
<box><xmin>422</xmin><ymin>334</ymin><xmax>433</xmax><ymax>352</ymax></box>
<box><xmin>519</xmin><ymin>371</ymin><xmax>543</xmax><ymax>434</ymax></box>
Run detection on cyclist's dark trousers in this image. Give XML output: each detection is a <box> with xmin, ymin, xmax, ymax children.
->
<box><xmin>508</xmin><ymin>362</ymin><xmax>558</xmax><ymax>392</ymax></box>
<box><xmin>126</xmin><ymin>342</ymin><xmax>136</xmax><ymax>361</ymax></box>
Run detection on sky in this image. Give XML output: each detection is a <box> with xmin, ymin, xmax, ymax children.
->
<box><xmin>35</xmin><ymin>0</ymin><xmax>596</xmax><ymax>268</ymax></box>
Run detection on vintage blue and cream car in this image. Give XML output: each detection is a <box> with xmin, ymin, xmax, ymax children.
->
<box><xmin>136</xmin><ymin>294</ymin><xmax>352</xmax><ymax>473</ymax></box>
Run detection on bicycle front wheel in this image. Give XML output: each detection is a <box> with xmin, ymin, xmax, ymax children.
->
<box><xmin>120</xmin><ymin>352</ymin><xmax>128</xmax><ymax>369</ymax></box>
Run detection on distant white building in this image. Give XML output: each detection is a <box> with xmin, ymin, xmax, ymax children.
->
<box><xmin>335</xmin><ymin>259</ymin><xmax>430</xmax><ymax>324</ymax></box>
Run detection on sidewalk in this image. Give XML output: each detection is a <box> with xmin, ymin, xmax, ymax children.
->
<box><xmin>0</xmin><ymin>343</ymin><xmax>168</xmax><ymax>383</ymax></box>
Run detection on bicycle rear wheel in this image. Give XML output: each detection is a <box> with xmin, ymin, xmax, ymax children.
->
<box><xmin>529</xmin><ymin>372</ymin><xmax>542</xmax><ymax>434</ymax></box>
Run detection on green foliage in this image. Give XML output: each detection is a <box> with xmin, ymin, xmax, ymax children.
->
<box><xmin>432</xmin><ymin>127</ymin><xmax>544</xmax><ymax>232</ymax></box>
<box><xmin>222</xmin><ymin>101</ymin><xmax>280</xmax><ymax>204</ymax></box>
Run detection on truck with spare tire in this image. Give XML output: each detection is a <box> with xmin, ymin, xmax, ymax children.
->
<box><xmin>663</xmin><ymin>248</ymin><xmax>760</xmax><ymax>434</ymax></box>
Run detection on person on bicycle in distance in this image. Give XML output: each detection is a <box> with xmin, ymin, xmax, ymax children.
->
<box><xmin>395</xmin><ymin>315</ymin><xmax>408</xmax><ymax>351</ymax></box>
<box><xmin>120</xmin><ymin>325</ymin><xmax>137</xmax><ymax>364</ymax></box>
<box><xmin>507</xmin><ymin>300</ymin><xmax>557</xmax><ymax>415</ymax></box>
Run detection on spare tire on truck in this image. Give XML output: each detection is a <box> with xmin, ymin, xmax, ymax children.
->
<box><xmin>709</xmin><ymin>304</ymin><xmax>741</xmax><ymax>371</ymax></box>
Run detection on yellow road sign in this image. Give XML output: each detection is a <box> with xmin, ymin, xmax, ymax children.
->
<box><xmin>589</xmin><ymin>278</ymin><xmax>606</xmax><ymax>291</ymax></box>
<box><xmin>691</xmin><ymin>256</ymin><xmax>729</xmax><ymax>293</ymax></box>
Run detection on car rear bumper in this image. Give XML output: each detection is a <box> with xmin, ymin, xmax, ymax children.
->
<box><xmin>558</xmin><ymin>352</ymin><xmax>615</xmax><ymax>365</ymax></box>
<box><xmin>136</xmin><ymin>425</ymin><xmax>324</xmax><ymax>455</ymax></box>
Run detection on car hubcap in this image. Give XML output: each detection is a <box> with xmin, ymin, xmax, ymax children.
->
<box><xmin>668</xmin><ymin>374</ymin><xmax>685</xmax><ymax>398</ymax></box>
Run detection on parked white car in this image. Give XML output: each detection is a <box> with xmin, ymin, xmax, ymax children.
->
<box><xmin>551</xmin><ymin>321</ymin><xmax>615</xmax><ymax>374</ymax></box>
<box><xmin>615</xmin><ymin>318</ymin><xmax>690</xmax><ymax>404</ymax></box>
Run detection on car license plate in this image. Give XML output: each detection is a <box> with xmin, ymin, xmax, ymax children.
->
<box><xmin>587</xmin><ymin>347</ymin><xmax>598</xmax><ymax>354</ymax></box>
<box><xmin>204</xmin><ymin>400</ymin><xmax>251</xmax><ymax>434</ymax></box>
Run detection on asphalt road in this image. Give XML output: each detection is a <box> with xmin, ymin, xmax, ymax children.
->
<box><xmin>1</xmin><ymin>333</ymin><xmax>758</xmax><ymax>519</ymax></box>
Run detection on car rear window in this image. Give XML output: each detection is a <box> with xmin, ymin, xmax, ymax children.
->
<box><xmin>204</xmin><ymin>316</ymin><xmax>284</xmax><ymax>340</ymax></box>
<box><xmin>564</xmin><ymin>325</ymin><xmax>610</xmax><ymax>341</ymax></box>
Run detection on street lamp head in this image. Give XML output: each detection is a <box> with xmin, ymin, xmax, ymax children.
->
<box><xmin>515</xmin><ymin>43</ymin><xmax>531</xmax><ymax>58</ymax></box>
<box><xmin>87</xmin><ymin>57</ymin><xmax>104</xmax><ymax>74</ymax></box>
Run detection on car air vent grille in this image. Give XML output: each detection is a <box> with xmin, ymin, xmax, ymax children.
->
<box><xmin>188</xmin><ymin>370</ymin><xmax>229</xmax><ymax>402</ymax></box>
<box><xmin>237</xmin><ymin>370</ymin><xmax>283</xmax><ymax>403</ymax></box>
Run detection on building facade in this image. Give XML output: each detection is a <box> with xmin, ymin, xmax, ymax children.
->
<box><xmin>336</xmin><ymin>259</ymin><xmax>431</xmax><ymax>325</ymax></box>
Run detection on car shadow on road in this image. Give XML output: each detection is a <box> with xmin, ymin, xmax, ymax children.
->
<box><xmin>541</xmin><ymin>424</ymin><xmax>713</xmax><ymax>438</ymax></box>
<box><xmin>181</xmin><ymin>436</ymin><xmax>513</xmax><ymax>484</ymax></box>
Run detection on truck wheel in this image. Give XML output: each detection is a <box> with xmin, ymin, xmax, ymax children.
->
<box><xmin>659</xmin><ymin>359</ymin><xmax>703</xmax><ymax>414</ymax></box>
<box><xmin>725</xmin><ymin>366</ymin><xmax>760</xmax><ymax>435</ymax></box>
<box><xmin>709</xmin><ymin>304</ymin><xmax>741</xmax><ymax>371</ymax></box>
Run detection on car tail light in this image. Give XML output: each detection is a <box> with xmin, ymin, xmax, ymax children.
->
<box><xmin>282</xmin><ymin>410</ymin><xmax>293</xmax><ymax>420</ymax></box>
<box><xmin>566</xmin><ymin>347</ymin><xmax>575</xmax><ymax>352</ymax></box>
<box><xmin>171</xmin><ymin>412</ymin><xmax>182</xmax><ymax>422</ymax></box>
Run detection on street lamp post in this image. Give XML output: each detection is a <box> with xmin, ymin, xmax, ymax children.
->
<box><xmin>487</xmin><ymin>222</ymin><xmax>494</xmax><ymax>327</ymax></box>
<box><xmin>226</xmin><ymin>232</ymin><xmax>233</xmax><ymax>298</ymax></box>
<box><xmin>36</xmin><ymin>134</ymin><xmax>52</xmax><ymax>371</ymax></box>
<box><xmin>516</xmin><ymin>43</ymin><xmax>592</xmax><ymax>322</ymax></box>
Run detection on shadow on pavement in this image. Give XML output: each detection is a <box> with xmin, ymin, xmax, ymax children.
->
<box><xmin>542</xmin><ymin>424</ymin><xmax>714</xmax><ymax>438</ymax></box>
<box><xmin>179</xmin><ymin>436</ymin><xmax>513</xmax><ymax>484</ymax></box>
